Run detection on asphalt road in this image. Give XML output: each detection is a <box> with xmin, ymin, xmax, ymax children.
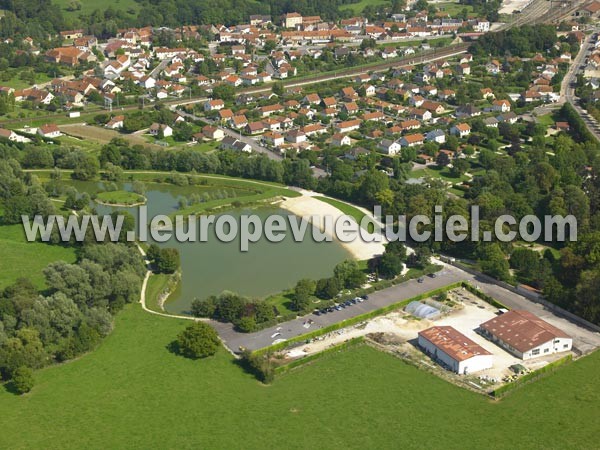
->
<box><xmin>212</xmin><ymin>262</ymin><xmax>600</xmax><ymax>354</ymax></box>
<box><xmin>563</xmin><ymin>28</ymin><xmax>600</xmax><ymax>142</ymax></box>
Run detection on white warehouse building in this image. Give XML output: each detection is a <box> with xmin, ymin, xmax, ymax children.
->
<box><xmin>418</xmin><ymin>326</ymin><xmax>493</xmax><ymax>375</ymax></box>
<box><xmin>479</xmin><ymin>310</ymin><xmax>572</xmax><ymax>360</ymax></box>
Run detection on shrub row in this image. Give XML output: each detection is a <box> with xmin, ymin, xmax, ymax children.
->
<box><xmin>492</xmin><ymin>354</ymin><xmax>573</xmax><ymax>398</ymax></box>
<box><xmin>461</xmin><ymin>282</ymin><xmax>510</xmax><ymax>310</ymax></box>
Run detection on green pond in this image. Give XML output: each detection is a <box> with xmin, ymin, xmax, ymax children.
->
<box><xmin>68</xmin><ymin>180</ymin><xmax>351</xmax><ymax>314</ymax></box>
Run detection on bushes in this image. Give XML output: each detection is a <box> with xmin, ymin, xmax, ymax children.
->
<box><xmin>175</xmin><ymin>322</ymin><xmax>220</xmax><ymax>359</ymax></box>
<box><xmin>190</xmin><ymin>292</ymin><xmax>276</xmax><ymax>332</ymax></box>
<box><xmin>239</xmin><ymin>350</ymin><xmax>274</xmax><ymax>384</ymax></box>
<box><xmin>11</xmin><ymin>366</ymin><xmax>34</xmax><ymax>395</ymax></box>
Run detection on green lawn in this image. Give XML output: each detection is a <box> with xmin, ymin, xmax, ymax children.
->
<box><xmin>536</xmin><ymin>113</ymin><xmax>556</xmax><ymax>128</ymax></box>
<box><xmin>411</xmin><ymin>166</ymin><xmax>469</xmax><ymax>183</ymax></box>
<box><xmin>0</xmin><ymin>304</ymin><xmax>599</xmax><ymax>448</ymax></box>
<box><xmin>435</xmin><ymin>2</ymin><xmax>476</xmax><ymax>17</ymax></box>
<box><xmin>53</xmin><ymin>0</ymin><xmax>140</xmax><ymax>18</ymax></box>
<box><xmin>0</xmin><ymin>72</ymin><xmax>53</xmax><ymax>89</ymax></box>
<box><xmin>0</xmin><ymin>224</ymin><xmax>77</xmax><ymax>290</ymax></box>
<box><xmin>341</xmin><ymin>0</ymin><xmax>389</xmax><ymax>13</ymax></box>
<box><xmin>265</xmin><ymin>289</ymin><xmax>297</xmax><ymax>316</ymax></box>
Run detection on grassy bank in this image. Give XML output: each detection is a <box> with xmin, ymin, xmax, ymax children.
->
<box><xmin>314</xmin><ymin>196</ymin><xmax>370</xmax><ymax>230</ymax></box>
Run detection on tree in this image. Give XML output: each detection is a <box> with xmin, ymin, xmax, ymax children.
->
<box><xmin>212</xmin><ymin>85</ymin><xmax>235</xmax><ymax>102</ymax></box>
<box><xmin>316</xmin><ymin>277</ymin><xmax>340</xmax><ymax>299</ymax></box>
<box><xmin>333</xmin><ymin>260</ymin><xmax>365</xmax><ymax>288</ymax></box>
<box><xmin>176</xmin><ymin>322</ymin><xmax>220</xmax><ymax>359</ymax></box>
<box><xmin>272</xmin><ymin>81</ymin><xmax>284</xmax><ymax>96</ymax></box>
<box><xmin>11</xmin><ymin>366</ymin><xmax>34</xmax><ymax>394</ymax></box>
<box><xmin>436</xmin><ymin>151</ymin><xmax>451</xmax><ymax>167</ymax></box>
<box><xmin>146</xmin><ymin>243</ymin><xmax>161</xmax><ymax>263</ymax></box>
<box><xmin>191</xmin><ymin>297</ymin><xmax>216</xmax><ymax>318</ymax></box>
<box><xmin>379</xmin><ymin>252</ymin><xmax>404</xmax><ymax>279</ymax></box>
<box><xmin>293</xmin><ymin>278</ymin><xmax>316</xmax><ymax>311</ymax></box>
<box><xmin>103</xmin><ymin>162</ymin><xmax>123</xmax><ymax>182</ymax></box>
<box><xmin>156</xmin><ymin>248</ymin><xmax>180</xmax><ymax>274</ymax></box>
<box><xmin>479</xmin><ymin>244</ymin><xmax>511</xmax><ymax>281</ymax></box>
<box><xmin>449</xmin><ymin>159</ymin><xmax>469</xmax><ymax>177</ymax></box>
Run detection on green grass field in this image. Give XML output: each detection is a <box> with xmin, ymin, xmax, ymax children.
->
<box><xmin>0</xmin><ymin>72</ymin><xmax>53</xmax><ymax>89</ymax></box>
<box><xmin>341</xmin><ymin>0</ymin><xmax>389</xmax><ymax>13</ymax></box>
<box><xmin>53</xmin><ymin>0</ymin><xmax>140</xmax><ymax>18</ymax></box>
<box><xmin>0</xmin><ymin>304</ymin><xmax>599</xmax><ymax>448</ymax></box>
<box><xmin>0</xmin><ymin>224</ymin><xmax>77</xmax><ymax>290</ymax></box>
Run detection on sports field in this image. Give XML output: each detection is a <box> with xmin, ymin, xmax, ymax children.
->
<box><xmin>0</xmin><ymin>304</ymin><xmax>598</xmax><ymax>449</ymax></box>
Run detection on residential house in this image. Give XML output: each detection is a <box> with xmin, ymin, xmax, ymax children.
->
<box><xmin>335</xmin><ymin>119</ymin><xmax>362</xmax><ymax>133</ymax></box>
<box><xmin>426</xmin><ymin>129</ymin><xmax>446</xmax><ymax>144</ymax></box>
<box><xmin>202</xmin><ymin>125</ymin><xmax>224</xmax><ymax>141</ymax></box>
<box><xmin>399</xmin><ymin>133</ymin><xmax>425</xmax><ymax>147</ymax></box>
<box><xmin>450</xmin><ymin>123</ymin><xmax>471</xmax><ymax>138</ymax></box>
<box><xmin>149</xmin><ymin>123</ymin><xmax>173</xmax><ymax>137</ymax></box>
<box><xmin>331</xmin><ymin>133</ymin><xmax>352</xmax><ymax>147</ymax></box>
<box><xmin>204</xmin><ymin>99</ymin><xmax>225</xmax><ymax>111</ymax></box>
<box><xmin>37</xmin><ymin>124</ymin><xmax>61</xmax><ymax>138</ymax></box>
<box><xmin>378</xmin><ymin>139</ymin><xmax>401</xmax><ymax>155</ymax></box>
<box><xmin>105</xmin><ymin>115</ymin><xmax>125</xmax><ymax>129</ymax></box>
<box><xmin>492</xmin><ymin>99</ymin><xmax>511</xmax><ymax>113</ymax></box>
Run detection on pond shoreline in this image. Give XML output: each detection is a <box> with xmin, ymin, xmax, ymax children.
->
<box><xmin>278</xmin><ymin>194</ymin><xmax>386</xmax><ymax>261</ymax></box>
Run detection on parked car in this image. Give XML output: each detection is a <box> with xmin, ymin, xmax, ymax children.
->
<box><xmin>417</xmin><ymin>277</ymin><xmax>424</xmax><ymax>283</ymax></box>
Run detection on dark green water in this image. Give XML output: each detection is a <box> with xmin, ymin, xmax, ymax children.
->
<box><xmin>69</xmin><ymin>181</ymin><xmax>351</xmax><ymax>314</ymax></box>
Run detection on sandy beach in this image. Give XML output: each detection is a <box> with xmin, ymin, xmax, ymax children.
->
<box><xmin>279</xmin><ymin>192</ymin><xmax>386</xmax><ymax>260</ymax></box>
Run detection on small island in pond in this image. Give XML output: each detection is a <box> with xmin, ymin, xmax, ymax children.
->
<box><xmin>95</xmin><ymin>190</ymin><xmax>147</xmax><ymax>207</ymax></box>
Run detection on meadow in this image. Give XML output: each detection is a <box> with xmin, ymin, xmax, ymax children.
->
<box><xmin>53</xmin><ymin>0</ymin><xmax>141</xmax><ymax>18</ymax></box>
<box><xmin>0</xmin><ymin>304</ymin><xmax>598</xmax><ymax>449</ymax></box>
<box><xmin>0</xmin><ymin>224</ymin><xmax>77</xmax><ymax>290</ymax></box>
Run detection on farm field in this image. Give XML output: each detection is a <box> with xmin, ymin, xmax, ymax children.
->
<box><xmin>0</xmin><ymin>224</ymin><xmax>77</xmax><ymax>290</ymax></box>
<box><xmin>0</xmin><ymin>304</ymin><xmax>599</xmax><ymax>449</ymax></box>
